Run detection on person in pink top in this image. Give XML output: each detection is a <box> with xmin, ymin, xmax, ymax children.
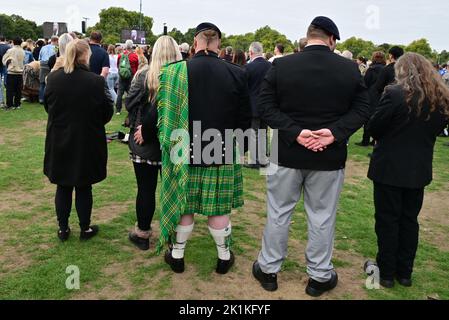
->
<box><xmin>116</xmin><ymin>40</ymin><xmax>139</xmax><ymax>115</ymax></box>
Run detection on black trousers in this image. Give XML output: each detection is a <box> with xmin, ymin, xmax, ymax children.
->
<box><xmin>116</xmin><ymin>77</ymin><xmax>131</xmax><ymax>113</ymax></box>
<box><xmin>133</xmin><ymin>162</ymin><xmax>159</xmax><ymax>231</ymax></box>
<box><xmin>373</xmin><ymin>182</ymin><xmax>424</xmax><ymax>280</ymax></box>
<box><xmin>55</xmin><ymin>185</ymin><xmax>93</xmax><ymax>231</ymax></box>
<box><xmin>6</xmin><ymin>74</ymin><xmax>23</xmax><ymax>108</ymax></box>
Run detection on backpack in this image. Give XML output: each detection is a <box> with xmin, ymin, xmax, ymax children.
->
<box><xmin>119</xmin><ymin>53</ymin><xmax>132</xmax><ymax>79</ymax></box>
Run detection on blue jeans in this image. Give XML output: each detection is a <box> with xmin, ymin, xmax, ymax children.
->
<box><xmin>0</xmin><ymin>66</ymin><xmax>7</xmax><ymax>104</ymax></box>
<box><xmin>106</xmin><ymin>73</ymin><xmax>119</xmax><ymax>104</ymax></box>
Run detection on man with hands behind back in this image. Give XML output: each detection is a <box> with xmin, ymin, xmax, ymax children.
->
<box><xmin>253</xmin><ymin>16</ymin><xmax>370</xmax><ymax>297</ymax></box>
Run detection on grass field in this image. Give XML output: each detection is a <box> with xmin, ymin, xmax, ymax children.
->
<box><xmin>0</xmin><ymin>101</ymin><xmax>448</xmax><ymax>300</ymax></box>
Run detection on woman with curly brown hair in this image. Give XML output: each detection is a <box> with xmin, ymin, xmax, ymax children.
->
<box><xmin>365</xmin><ymin>52</ymin><xmax>449</xmax><ymax>289</ymax></box>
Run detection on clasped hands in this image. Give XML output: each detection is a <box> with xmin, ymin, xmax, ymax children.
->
<box><xmin>296</xmin><ymin>129</ymin><xmax>335</xmax><ymax>152</ymax></box>
<box><xmin>134</xmin><ymin>125</ymin><xmax>144</xmax><ymax>145</ymax></box>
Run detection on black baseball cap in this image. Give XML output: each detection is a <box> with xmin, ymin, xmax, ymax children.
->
<box><xmin>311</xmin><ymin>16</ymin><xmax>340</xmax><ymax>40</ymax></box>
<box><xmin>195</xmin><ymin>22</ymin><xmax>222</xmax><ymax>39</ymax></box>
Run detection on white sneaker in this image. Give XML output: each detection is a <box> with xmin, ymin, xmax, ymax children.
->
<box><xmin>116</xmin><ymin>112</ymin><xmax>121</xmax><ymax>116</ymax></box>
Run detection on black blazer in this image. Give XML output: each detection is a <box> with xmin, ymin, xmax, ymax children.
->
<box><xmin>258</xmin><ymin>45</ymin><xmax>370</xmax><ymax>171</ymax></box>
<box><xmin>186</xmin><ymin>51</ymin><xmax>252</xmax><ymax>166</ymax></box>
<box><xmin>368</xmin><ymin>85</ymin><xmax>448</xmax><ymax>188</ymax></box>
<box><xmin>44</xmin><ymin>65</ymin><xmax>114</xmax><ymax>186</ymax></box>
<box><xmin>365</xmin><ymin>63</ymin><xmax>385</xmax><ymax>112</ymax></box>
<box><xmin>244</xmin><ymin>57</ymin><xmax>272</xmax><ymax>118</ymax></box>
<box><xmin>373</xmin><ymin>63</ymin><xmax>396</xmax><ymax>97</ymax></box>
<box><xmin>126</xmin><ymin>68</ymin><xmax>161</xmax><ymax>162</ymax></box>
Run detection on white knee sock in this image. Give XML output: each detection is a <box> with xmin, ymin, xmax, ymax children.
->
<box><xmin>172</xmin><ymin>223</ymin><xmax>194</xmax><ymax>259</ymax></box>
<box><xmin>209</xmin><ymin>223</ymin><xmax>232</xmax><ymax>261</ymax></box>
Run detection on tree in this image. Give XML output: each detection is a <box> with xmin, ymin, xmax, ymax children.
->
<box><xmin>336</xmin><ymin>37</ymin><xmax>376</xmax><ymax>59</ymax></box>
<box><xmin>438</xmin><ymin>50</ymin><xmax>449</xmax><ymax>64</ymax></box>
<box><xmin>405</xmin><ymin>39</ymin><xmax>434</xmax><ymax>59</ymax></box>
<box><xmin>253</xmin><ymin>26</ymin><xmax>295</xmax><ymax>53</ymax></box>
<box><xmin>168</xmin><ymin>28</ymin><xmax>186</xmax><ymax>44</ymax></box>
<box><xmin>88</xmin><ymin>7</ymin><xmax>156</xmax><ymax>44</ymax></box>
<box><xmin>222</xmin><ymin>33</ymin><xmax>255</xmax><ymax>51</ymax></box>
<box><xmin>0</xmin><ymin>14</ymin><xmax>41</xmax><ymax>40</ymax></box>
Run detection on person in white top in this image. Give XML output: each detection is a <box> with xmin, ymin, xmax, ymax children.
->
<box><xmin>107</xmin><ymin>45</ymin><xmax>119</xmax><ymax>104</ymax></box>
<box><xmin>268</xmin><ymin>44</ymin><xmax>285</xmax><ymax>63</ymax></box>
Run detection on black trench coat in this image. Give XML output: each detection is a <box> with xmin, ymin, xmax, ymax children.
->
<box><xmin>43</xmin><ymin>65</ymin><xmax>114</xmax><ymax>187</ymax></box>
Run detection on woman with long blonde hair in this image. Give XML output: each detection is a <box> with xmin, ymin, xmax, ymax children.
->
<box><xmin>365</xmin><ymin>52</ymin><xmax>449</xmax><ymax>288</ymax></box>
<box><xmin>135</xmin><ymin>46</ymin><xmax>149</xmax><ymax>70</ymax></box>
<box><xmin>125</xmin><ymin>35</ymin><xmax>182</xmax><ymax>250</ymax></box>
<box><xmin>44</xmin><ymin>39</ymin><xmax>114</xmax><ymax>242</ymax></box>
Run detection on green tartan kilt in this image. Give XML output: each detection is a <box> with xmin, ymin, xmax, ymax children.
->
<box><xmin>184</xmin><ymin>164</ymin><xmax>244</xmax><ymax>216</ymax></box>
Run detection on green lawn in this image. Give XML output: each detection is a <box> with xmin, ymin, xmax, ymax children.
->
<box><xmin>0</xmin><ymin>101</ymin><xmax>448</xmax><ymax>300</ymax></box>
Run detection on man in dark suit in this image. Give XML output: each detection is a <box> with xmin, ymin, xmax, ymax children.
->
<box><xmin>163</xmin><ymin>23</ymin><xmax>252</xmax><ymax>276</ymax></box>
<box><xmin>244</xmin><ymin>41</ymin><xmax>272</xmax><ymax>168</ymax></box>
<box><xmin>252</xmin><ymin>16</ymin><xmax>370</xmax><ymax>297</ymax></box>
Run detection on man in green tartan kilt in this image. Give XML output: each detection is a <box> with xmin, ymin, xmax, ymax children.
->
<box><xmin>157</xmin><ymin>23</ymin><xmax>252</xmax><ymax>274</ymax></box>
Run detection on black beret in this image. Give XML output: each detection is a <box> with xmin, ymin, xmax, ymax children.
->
<box><xmin>311</xmin><ymin>16</ymin><xmax>340</xmax><ymax>40</ymax></box>
<box><xmin>195</xmin><ymin>22</ymin><xmax>222</xmax><ymax>39</ymax></box>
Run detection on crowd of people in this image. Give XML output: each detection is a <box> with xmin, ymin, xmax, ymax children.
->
<box><xmin>1</xmin><ymin>16</ymin><xmax>449</xmax><ymax>298</ymax></box>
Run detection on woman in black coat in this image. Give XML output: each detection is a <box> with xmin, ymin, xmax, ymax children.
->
<box><xmin>125</xmin><ymin>35</ymin><xmax>182</xmax><ymax>250</ymax></box>
<box><xmin>44</xmin><ymin>39</ymin><xmax>114</xmax><ymax>241</ymax></box>
<box><xmin>356</xmin><ymin>51</ymin><xmax>386</xmax><ymax>146</ymax></box>
<box><xmin>365</xmin><ymin>53</ymin><xmax>449</xmax><ymax>288</ymax></box>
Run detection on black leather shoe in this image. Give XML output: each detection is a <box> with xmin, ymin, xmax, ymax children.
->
<box><xmin>252</xmin><ymin>261</ymin><xmax>278</xmax><ymax>292</ymax></box>
<box><xmin>380</xmin><ymin>278</ymin><xmax>395</xmax><ymax>288</ymax></box>
<box><xmin>164</xmin><ymin>249</ymin><xmax>185</xmax><ymax>273</ymax></box>
<box><xmin>216</xmin><ymin>251</ymin><xmax>235</xmax><ymax>274</ymax></box>
<box><xmin>58</xmin><ymin>228</ymin><xmax>71</xmax><ymax>242</ymax></box>
<box><xmin>305</xmin><ymin>270</ymin><xmax>338</xmax><ymax>297</ymax></box>
<box><xmin>396</xmin><ymin>277</ymin><xmax>412</xmax><ymax>287</ymax></box>
<box><xmin>128</xmin><ymin>232</ymin><xmax>150</xmax><ymax>251</ymax></box>
<box><xmin>80</xmin><ymin>225</ymin><xmax>99</xmax><ymax>241</ymax></box>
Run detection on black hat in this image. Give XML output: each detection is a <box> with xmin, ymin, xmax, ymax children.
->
<box><xmin>311</xmin><ymin>16</ymin><xmax>340</xmax><ymax>40</ymax></box>
<box><xmin>195</xmin><ymin>22</ymin><xmax>222</xmax><ymax>39</ymax></box>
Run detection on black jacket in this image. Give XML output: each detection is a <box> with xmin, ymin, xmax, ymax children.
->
<box><xmin>187</xmin><ymin>51</ymin><xmax>252</xmax><ymax>166</ymax></box>
<box><xmin>368</xmin><ymin>85</ymin><xmax>448</xmax><ymax>188</ymax></box>
<box><xmin>365</xmin><ymin>63</ymin><xmax>385</xmax><ymax>112</ymax></box>
<box><xmin>373</xmin><ymin>63</ymin><xmax>396</xmax><ymax>95</ymax></box>
<box><xmin>44</xmin><ymin>65</ymin><xmax>114</xmax><ymax>186</ymax></box>
<box><xmin>126</xmin><ymin>68</ymin><xmax>161</xmax><ymax>162</ymax></box>
<box><xmin>244</xmin><ymin>57</ymin><xmax>272</xmax><ymax>118</ymax></box>
<box><xmin>258</xmin><ymin>45</ymin><xmax>370</xmax><ymax>171</ymax></box>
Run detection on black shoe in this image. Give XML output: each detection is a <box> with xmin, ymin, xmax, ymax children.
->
<box><xmin>363</xmin><ymin>260</ymin><xmax>395</xmax><ymax>288</ymax></box>
<box><xmin>58</xmin><ymin>228</ymin><xmax>71</xmax><ymax>242</ymax></box>
<box><xmin>305</xmin><ymin>270</ymin><xmax>338</xmax><ymax>297</ymax></box>
<box><xmin>216</xmin><ymin>251</ymin><xmax>235</xmax><ymax>274</ymax></box>
<box><xmin>252</xmin><ymin>261</ymin><xmax>278</xmax><ymax>292</ymax></box>
<box><xmin>396</xmin><ymin>277</ymin><xmax>412</xmax><ymax>287</ymax></box>
<box><xmin>128</xmin><ymin>232</ymin><xmax>150</xmax><ymax>251</ymax></box>
<box><xmin>355</xmin><ymin>142</ymin><xmax>369</xmax><ymax>147</ymax></box>
<box><xmin>80</xmin><ymin>225</ymin><xmax>99</xmax><ymax>241</ymax></box>
<box><xmin>164</xmin><ymin>249</ymin><xmax>185</xmax><ymax>273</ymax></box>
<box><xmin>380</xmin><ymin>278</ymin><xmax>395</xmax><ymax>288</ymax></box>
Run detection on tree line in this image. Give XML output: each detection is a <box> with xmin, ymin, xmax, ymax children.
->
<box><xmin>1</xmin><ymin>7</ymin><xmax>448</xmax><ymax>63</ymax></box>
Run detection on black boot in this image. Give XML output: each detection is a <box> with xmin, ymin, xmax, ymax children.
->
<box><xmin>58</xmin><ymin>228</ymin><xmax>71</xmax><ymax>242</ymax></box>
<box><xmin>216</xmin><ymin>251</ymin><xmax>235</xmax><ymax>275</ymax></box>
<box><xmin>80</xmin><ymin>225</ymin><xmax>99</xmax><ymax>241</ymax></box>
<box><xmin>164</xmin><ymin>249</ymin><xmax>185</xmax><ymax>273</ymax></box>
<box><xmin>252</xmin><ymin>261</ymin><xmax>278</xmax><ymax>292</ymax></box>
<box><xmin>129</xmin><ymin>232</ymin><xmax>150</xmax><ymax>251</ymax></box>
<box><xmin>396</xmin><ymin>277</ymin><xmax>412</xmax><ymax>287</ymax></box>
<box><xmin>305</xmin><ymin>270</ymin><xmax>338</xmax><ymax>297</ymax></box>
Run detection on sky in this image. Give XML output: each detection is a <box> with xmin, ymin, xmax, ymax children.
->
<box><xmin>1</xmin><ymin>0</ymin><xmax>448</xmax><ymax>51</ymax></box>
